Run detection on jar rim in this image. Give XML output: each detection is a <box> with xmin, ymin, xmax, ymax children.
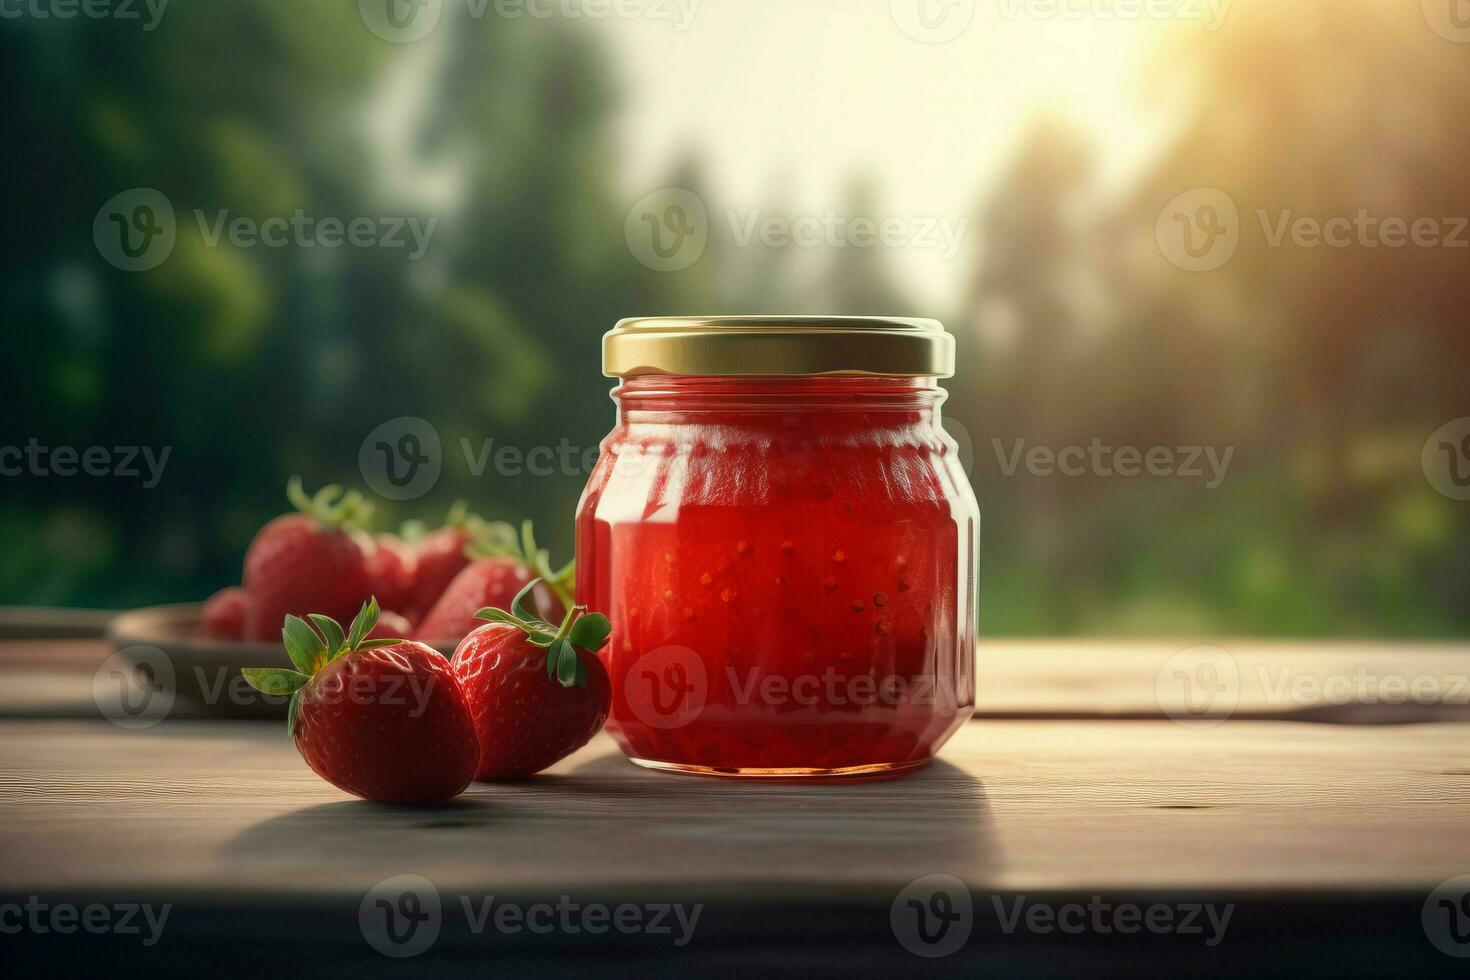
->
<box><xmin>603</xmin><ymin>315</ymin><xmax>955</xmax><ymax>379</ymax></box>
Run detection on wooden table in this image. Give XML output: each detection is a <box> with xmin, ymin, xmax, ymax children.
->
<box><xmin>2</xmin><ymin>636</ymin><xmax>1469</xmax><ymax>976</ymax></box>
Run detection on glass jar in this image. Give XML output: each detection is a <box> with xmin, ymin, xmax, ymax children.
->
<box><xmin>576</xmin><ymin>316</ymin><xmax>978</xmax><ymax>778</ymax></box>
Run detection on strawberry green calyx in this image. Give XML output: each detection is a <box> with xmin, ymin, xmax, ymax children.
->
<box><xmin>286</xmin><ymin>476</ymin><xmax>375</xmax><ymax>534</ymax></box>
<box><xmin>241</xmin><ymin>597</ymin><xmax>404</xmax><ymax>735</ymax></box>
<box><xmin>468</xmin><ymin>519</ymin><xmax>575</xmax><ymax>611</ymax></box>
<box><xmin>473</xmin><ymin>579</ymin><xmax>610</xmax><ymax>689</ymax></box>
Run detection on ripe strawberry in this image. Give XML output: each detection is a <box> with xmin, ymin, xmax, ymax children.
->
<box><xmin>366</xmin><ymin>533</ymin><xmax>417</xmax><ymax>620</ymax></box>
<box><xmin>201</xmin><ymin>587</ymin><xmax>250</xmax><ymax>640</ymax></box>
<box><xmin>401</xmin><ymin>503</ymin><xmax>481</xmax><ymax>622</ymax></box>
<box><xmin>242</xmin><ymin>599</ymin><xmax>479</xmax><ymax>805</ymax></box>
<box><xmin>417</xmin><ymin>520</ymin><xmax>571</xmax><ymax>643</ymax></box>
<box><xmin>242</xmin><ymin>479</ymin><xmax>375</xmax><ymax>642</ymax></box>
<box><xmin>451</xmin><ymin>581</ymin><xmax>611</xmax><ymax>780</ymax></box>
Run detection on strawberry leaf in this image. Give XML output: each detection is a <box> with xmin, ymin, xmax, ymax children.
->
<box><xmin>308</xmin><ymin>614</ymin><xmax>346</xmax><ymax>657</ymax></box>
<box><xmin>285</xmin><ymin>476</ymin><xmax>374</xmax><ymax>533</ymax></box>
<box><xmin>511</xmin><ymin>579</ymin><xmax>540</xmax><ymax>622</ymax></box>
<box><xmin>567</xmin><ymin>613</ymin><xmax>611</xmax><ymax>654</ymax></box>
<box><xmin>281</xmin><ymin>616</ymin><xmax>323</xmax><ymax>675</ymax></box>
<box><xmin>241</xmin><ymin>668</ymin><xmax>309</xmax><ymax>696</ymax></box>
<box><xmin>345</xmin><ymin>597</ymin><xmax>380</xmax><ymax>652</ymax></box>
<box><xmin>286</xmin><ymin>689</ymin><xmax>303</xmax><ymax>737</ymax></box>
<box><xmin>474</xmin><ymin>607</ymin><xmax>521</xmax><ymax>625</ymax></box>
<box><xmin>556</xmin><ymin>641</ymin><xmax>580</xmax><ymax>688</ymax></box>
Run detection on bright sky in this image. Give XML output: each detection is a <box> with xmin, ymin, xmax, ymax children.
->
<box><xmin>597</xmin><ymin>0</ymin><xmax>1182</xmax><ymax>308</ymax></box>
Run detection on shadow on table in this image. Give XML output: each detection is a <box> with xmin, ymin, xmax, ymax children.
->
<box><xmin>219</xmin><ymin>753</ymin><xmax>999</xmax><ymax>892</ymax></box>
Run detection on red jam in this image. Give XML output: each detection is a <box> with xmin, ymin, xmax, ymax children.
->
<box><xmin>576</xmin><ymin>373</ymin><xmax>978</xmax><ymax>778</ymax></box>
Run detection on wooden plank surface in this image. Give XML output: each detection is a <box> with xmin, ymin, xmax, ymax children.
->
<box><xmin>5</xmin><ymin>636</ymin><xmax>1469</xmax><ymax>722</ymax></box>
<box><xmin>3</xmin><ymin>638</ymin><xmax>1469</xmax><ymax>975</ymax></box>
<box><xmin>2</xmin><ymin>719</ymin><xmax>1467</xmax><ymax>896</ymax></box>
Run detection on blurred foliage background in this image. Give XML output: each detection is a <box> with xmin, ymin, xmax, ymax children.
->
<box><xmin>1</xmin><ymin>0</ymin><xmax>1466</xmax><ymax>636</ymax></box>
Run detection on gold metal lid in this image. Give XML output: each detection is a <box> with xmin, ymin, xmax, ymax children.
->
<box><xmin>603</xmin><ymin>316</ymin><xmax>954</xmax><ymax>378</ymax></box>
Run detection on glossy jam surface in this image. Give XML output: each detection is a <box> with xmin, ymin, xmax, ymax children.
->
<box><xmin>575</xmin><ymin>377</ymin><xmax>978</xmax><ymax>777</ymax></box>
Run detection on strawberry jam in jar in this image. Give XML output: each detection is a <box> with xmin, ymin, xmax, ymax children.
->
<box><xmin>576</xmin><ymin>317</ymin><xmax>978</xmax><ymax>778</ymax></box>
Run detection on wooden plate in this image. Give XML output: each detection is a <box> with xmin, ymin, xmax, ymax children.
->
<box><xmin>107</xmin><ymin>604</ymin><xmax>453</xmax><ymax>718</ymax></box>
